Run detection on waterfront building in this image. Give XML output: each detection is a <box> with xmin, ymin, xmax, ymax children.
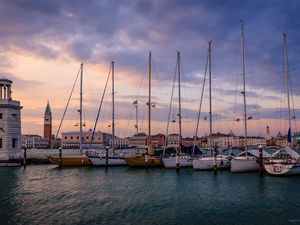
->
<box><xmin>43</xmin><ymin>101</ymin><xmax>52</xmax><ymax>147</ymax></box>
<box><xmin>274</xmin><ymin>132</ymin><xmax>287</xmax><ymax>147</ymax></box>
<box><xmin>21</xmin><ymin>134</ymin><xmax>49</xmax><ymax>149</ymax></box>
<box><xmin>166</xmin><ymin>134</ymin><xmax>180</xmax><ymax>147</ymax></box>
<box><xmin>0</xmin><ymin>78</ymin><xmax>22</xmax><ymax>164</ymax></box>
<box><xmin>110</xmin><ymin>137</ymin><xmax>129</xmax><ymax>149</ymax></box>
<box><xmin>182</xmin><ymin>137</ymin><xmax>194</xmax><ymax>147</ymax></box>
<box><xmin>61</xmin><ymin>130</ymin><xmax>113</xmax><ymax>149</ymax></box>
<box><xmin>128</xmin><ymin>133</ymin><xmax>147</xmax><ymax>148</ymax></box>
<box><xmin>232</xmin><ymin>136</ymin><xmax>267</xmax><ymax>148</ymax></box>
<box><xmin>151</xmin><ymin>133</ymin><xmax>165</xmax><ymax>148</ymax></box>
<box><xmin>207</xmin><ymin>132</ymin><xmax>235</xmax><ymax>148</ymax></box>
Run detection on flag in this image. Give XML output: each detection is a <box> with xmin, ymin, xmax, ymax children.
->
<box><xmin>204</xmin><ymin>116</ymin><xmax>207</xmax><ymax>120</ymax></box>
<box><xmin>288</xmin><ymin>127</ymin><xmax>292</xmax><ymax>143</ymax></box>
<box><xmin>247</xmin><ymin>116</ymin><xmax>253</xmax><ymax>120</ymax></box>
<box><xmin>292</xmin><ymin>115</ymin><xmax>296</xmax><ymax>119</ymax></box>
<box><xmin>133</xmin><ymin>100</ymin><xmax>138</xmax><ymax>105</ymax></box>
<box><xmin>171</xmin><ymin>119</ymin><xmax>176</xmax><ymax>123</ymax></box>
<box><xmin>236</xmin><ymin>118</ymin><xmax>240</xmax><ymax>122</ymax></box>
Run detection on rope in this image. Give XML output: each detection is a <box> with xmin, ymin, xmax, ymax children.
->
<box><xmin>51</xmin><ymin>65</ymin><xmax>81</xmax><ymax>148</ymax></box>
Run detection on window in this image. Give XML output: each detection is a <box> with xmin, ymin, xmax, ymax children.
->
<box><xmin>12</xmin><ymin>138</ymin><xmax>17</xmax><ymax>148</ymax></box>
<box><xmin>12</xmin><ymin>114</ymin><xmax>17</xmax><ymax>119</ymax></box>
<box><xmin>0</xmin><ymin>113</ymin><xmax>2</xmax><ymax>119</ymax></box>
<box><xmin>77</xmin><ymin>136</ymin><xmax>79</xmax><ymax>139</ymax></box>
<box><xmin>0</xmin><ymin>138</ymin><xmax>2</xmax><ymax>148</ymax></box>
<box><xmin>71</xmin><ymin>136</ymin><xmax>73</xmax><ymax>139</ymax></box>
<box><xmin>64</xmin><ymin>136</ymin><xmax>67</xmax><ymax>139</ymax></box>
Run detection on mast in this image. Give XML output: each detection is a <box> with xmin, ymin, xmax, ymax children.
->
<box><xmin>241</xmin><ymin>21</ymin><xmax>248</xmax><ymax>154</ymax></box>
<box><xmin>112</xmin><ymin>61</ymin><xmax>115</xmax><ymax>155</ymax></box>
<box><xmin>208</xmin><ymin>41</ymin><xmax>213</xmax><ymax>154</ymax></box>
<box><xmin>79</xmin><ymin>63</ymin><xmax>83</xmax><ymax>154</ymax></box>
<box><xmin>148</xmin><ymin>52</ymin><xmax>154</xmax><ymax>156</ymax></box>
<box><xmin>283</xmin><ymin>33</ymin><xmax>292</xmax><ymax>144</ymax></box>
<box><xmin>177</xmin><ymin>51</ymin><xmax>182</xmax><ymax>150</ymax></box>
<box><xmin>192</xmin><ymin>54</ymin><xmax>208</xmax><ymax>156</ymax></box>
<box><xmin>134</xmin><ymin>101</ymin><xmax>139</xmax><ymax>136</ymax></box>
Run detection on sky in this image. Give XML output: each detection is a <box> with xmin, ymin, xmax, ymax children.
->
<box><xmin>0</xmin><ymin>0</ymin><xmax>299</xmax><ymax>138</ymax></box>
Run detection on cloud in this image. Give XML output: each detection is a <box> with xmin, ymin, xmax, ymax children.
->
<box><xmin>1</xmin><ymin>0</ymin><xmax>300</xmax><ymax>136</ymax></box>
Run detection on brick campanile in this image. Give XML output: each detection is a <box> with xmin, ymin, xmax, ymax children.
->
<box><xmin>43</xmin><ymin>101</ymin><xmax>52</xmax><ymax>147</ymax></box>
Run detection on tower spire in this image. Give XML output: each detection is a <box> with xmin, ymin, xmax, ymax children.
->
<box><xmin>44</xmin><ymin>100</ymin><xmax>52</xmax><ymax>148</ymax></box>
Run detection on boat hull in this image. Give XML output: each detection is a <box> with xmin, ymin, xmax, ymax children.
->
<box><xmin>125</xmin><ymin>155</ymin><xmax>161</xmax><ymax>167</ymax></box>
<box><xmin>0</xmin><ymin>159</ymin><xmax>21</xmax><ymax>167</ymax></box>
<box><xmin>193</xmin><ymin>156</ymin><xmax>230</xmax><ymax>170</ymax></box>
<box><xmin>265</xmin><ymin>163</ymin><xmax>300</xmax><ymax>176</ymax></box>
<box><xmin>48</xmin><ymin>155</ymin><xmax>92</xmax><ymax>166</ymax></box>
<box><xmin>230</xmin><ymin>156</ymin><xmax>258</xmax><ymax>172</ymax></box>
<box><xmin>88</xmin><ymin>156</ymin><xmax>126</xmax><ymax>166</ymax></box>
<box><xmin>163</xmin><ymin>157</ymin><xmax>192</xmax><ymax>168</ymax></box>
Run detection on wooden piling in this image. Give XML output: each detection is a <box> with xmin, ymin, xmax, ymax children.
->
<box><xmin>259</xmin><ymin>145</ymin><xmax>263</xmax><ymax>176</ymax></box>
<box><xmin>105</xmin><ymin>147</ymin><xmax>108</xmax><ymax>168</ymax></box>
<box><xmin>59</xmin><ymin>147</ymin><xmax>62</xmax><ymax>168</ymax></box>
<box><xmin>176</xmin><ymin>147</ymin><xmax>180</xmax><ymax>172</ymax></box>
<box><xmin>23</xmin><ymin>148</ymin><xmax>27</xmax><ymax>169</ymax></box>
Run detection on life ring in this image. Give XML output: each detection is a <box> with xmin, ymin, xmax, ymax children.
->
<box><xmin>274</xmin><ymin>166</ymin><xmax>281</xmax><ymax>172</ymax></box>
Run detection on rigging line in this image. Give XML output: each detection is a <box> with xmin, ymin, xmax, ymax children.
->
<box><xmin>163</xmin><ymin>54</ymin><xmax>178</xmax><ymax>156</ymax></box>
<box><xmin>192</xmin><ymin>52</ymin><xmax>209</xmax><ymax>156</ymax></box>
<box><xmin>126</xmin><ymin>59</ymin><xmax>146</xmax><ymax>136</ymax></box>
<box><xmin>288</xmin><ymin>70</ymin><xmax>297</xmax><ymax>131</ymax></box>
<box><xmin>125</xmin><ymin>65</ymin><xmax>147</xmax><ymax>136</ymax></box>
<box><xmin>89</xmin><ymin>64</ymin><xmax>112</xmax><ymax>147</ymax></box>
<box><xmin>51</xmin><ymin>65</ymin><xmax>81</xmax><ymax>149</ymax></box>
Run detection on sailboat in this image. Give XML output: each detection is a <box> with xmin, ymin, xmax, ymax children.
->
<box><xmin>163</xmin><ymin>52</ymin><xmax>193</xmax><ymax>168</ymax></box>
<box><xmin>88</xmin><ymin>62</ymin><xmax>126</xmax><ymax>166</ymax></box>
<box><xmin>193</xmin><ymin>42</ymin><xmax>231</xmax><ymax>170</ymax></box>
<box><xmin>230</xmin><ymin>22</ymin><xmax>270</xmax><ymax>172</ymax></box>
<box><xmin>124</xmin><ymin>52</ymin><xmax>162</xmax><ymax>167</ymax></box>
<box><xmin>264</xmin><ymin>33</ymin><xmax>300</xmax><ymax>176</ymax></box>
<box><xmin>49</xmin><ymin>63</ymin><xmax>92</xmax><ymax>166</ymax></box>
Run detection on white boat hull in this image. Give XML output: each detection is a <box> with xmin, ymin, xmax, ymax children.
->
<box><xmin>265</xmin><ymin>163</ymin><xmax>300</xmax><ymax>176</ymax></box>
<box><xmin>0</xmin><ymin>162</ymin><xmax>21</xmax><ymax>167</ymax></box>
<box><xmin>163</xmin><ymin>157</ymin><xmax>192</xmax><ymax>168</ymax></box>
<box><xmin>193</xmin><ymin>156</ymin><xmax>230</xmax><ymax>170</ymax></box>
<box><xmin>230</xmin><ymin>156</ymin><xmax>259</xmax><ymax>172</ymax></box>
<box><xmin>88</xmin><ymin>156</ymin><xmax>126</xmax><ymax>166</ymax></box>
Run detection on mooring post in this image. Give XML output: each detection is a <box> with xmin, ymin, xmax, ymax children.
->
<box><xmin>176</xmin><ymin>147</ymin><xmax>180</xmax><ymax>173</ymax></box>
<box><xmin>259</xmin><ymin>145</ymin><xmax>263</xmax><ymax>176</ymax></box>
<box><xmin>23</xmin><ymin>148</ymin><xmax>27</xmax><ymax>169</ymax></box>
<box><xmin>105</xmin><ymin>146</ymin><xmax>109</xmax><ymax>168</ymax></box>
<box><xmin>213</xmin><ymin>145</ymin><xmax>218</xmax><ymax>175</ymax></box>
<box><xmin>59</xmin><ymin>147</ymin><xmax>62</xmax><ymax>168</ymax></box>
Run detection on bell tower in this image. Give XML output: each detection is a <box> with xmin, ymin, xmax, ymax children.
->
<box><xmin>43</xmin><ymin>101</ymin><xmax>52</xmax><ymax>147</ymax></box>
<box><xmin>0</xmin><ymin>78</ymin><xmax>22</xmax><ymax>165</ymax></box>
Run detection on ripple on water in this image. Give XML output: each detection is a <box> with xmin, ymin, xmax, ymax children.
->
<box><xmin>1</xmin><ymin>166</ymin><xmax>300</xmax><ymax>225</ymax></box>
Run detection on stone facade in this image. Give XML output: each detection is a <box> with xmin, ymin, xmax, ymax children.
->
<box><xmin>61</xmin><ymin>130</ymin><xmax>113</xmax><ymax>149</ymax></box>
<box><xmin>0</xmin><ymin>78</ymin><xmax>22</xmax><ymax>162</ymax></box>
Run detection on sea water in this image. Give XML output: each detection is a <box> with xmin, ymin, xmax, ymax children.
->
<box><xmin>1</xmin><ymin>165</ymin><xmax>300</xmax><ymax>225</ymax></box>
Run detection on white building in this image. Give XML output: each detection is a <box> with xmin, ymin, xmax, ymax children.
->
<box><xmin>21</xmin><ymin>134</ymin><xmax>49</xmax><ymax>149</ymax></box>
<box><xmin>166</xmin><ymin>134</ymin><xmax>180</xmax><ymax>147</ymax></box>
<box><xmin>0</xmin><ymin>78</ymin><xmax>22</xmax><ymax>164</ymax></box>
<box><xmin>61</xmin><ymin>130</ymin><xmax>113</xmax><ymax>149</ymax></box>
<box><xmin>109</xmin><ymin>137</ymin><xmax>129</xmax><ymax>149</ymax></box>
<box><xmin>128</xmin><ymin>133</ymin><xmax>147</xmax><ymax>148</ymax></box>
<box><xmin>207</xmin><ymin>133</ymin><xmax>235</xmax><ymax>148</ymax></box>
